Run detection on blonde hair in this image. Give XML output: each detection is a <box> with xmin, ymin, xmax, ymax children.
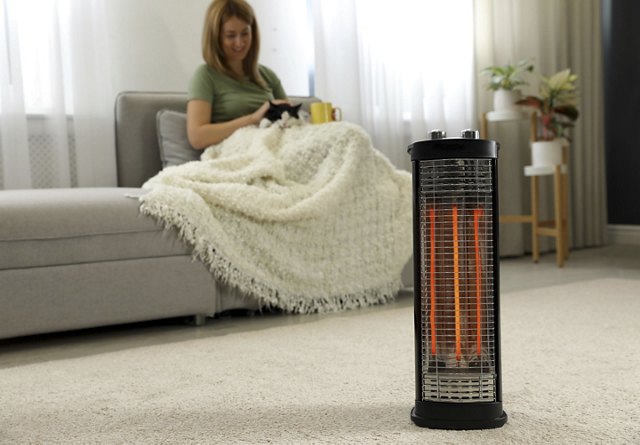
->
<box><xmin>201</xmin><ymin>0</ymin><xmax>265</xmax><ymax>88</ymax></box>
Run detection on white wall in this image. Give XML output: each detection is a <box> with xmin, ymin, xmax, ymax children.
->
<box><xmin>103</xmin><ymin>0</ymin><xmax>208</xmax><ymax>94</ymax></box>
<box><xmin>252</xmin><ymin>0</ymin><xmax>313</xmax><ymax>96</ymax></box>
<box><xmin>103</xmin><ymin>0</ymin><xmax>311</xmax><ymax>98</ymax></box>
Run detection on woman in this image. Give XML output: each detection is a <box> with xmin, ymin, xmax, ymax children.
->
<box><xmin>187</xmin><ymin>0</ymin><xmax>290</xmax><ymax>149</ymax></box>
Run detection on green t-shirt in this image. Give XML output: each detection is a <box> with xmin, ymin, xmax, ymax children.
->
<box><xmin>188</xmin><ymin>64</ymin><xmax>287</xmax><ymax>123</ymax></box>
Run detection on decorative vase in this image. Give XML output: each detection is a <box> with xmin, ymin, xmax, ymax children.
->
<box><xmin>492</xmin><ymin>90</ymin><xmax>521</xmax><ymax>112</ymax></box>
<box><xmin>531</xmin><ymin>139</ymin><xmax>564</xmax><ymax>166</ymax></box>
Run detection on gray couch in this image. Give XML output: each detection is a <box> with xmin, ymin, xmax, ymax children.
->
<box><xmin>0</xmin><ymin>92</ymin><xmax>321</xmax><ymax>340</ymax></box>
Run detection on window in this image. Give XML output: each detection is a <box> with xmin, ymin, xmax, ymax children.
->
<box><xmin>1</xmin><ymin>0</ymin><xmax>73</xmax><ymax>114</ymax></box>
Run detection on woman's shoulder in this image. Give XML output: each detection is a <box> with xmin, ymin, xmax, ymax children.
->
<box><xmin>189</xmin><ymin>64</ymin><xmax>236</xmax><ymax>91</ymax></box>
<box><xmin>192</xmin><ymin>63</ymin><xmax>226</xmax><ymax>80</ymax></box>
<box><xmin>189</xmin><ymin>64</ymin><xmax>231</xmax><ymax>101</ymax></box>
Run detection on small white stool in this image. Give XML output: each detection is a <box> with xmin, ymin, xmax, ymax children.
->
<box><xmin>524</xmin><ymin>164</ymin><xmax>569</xmax><ymax>267</ymax></box>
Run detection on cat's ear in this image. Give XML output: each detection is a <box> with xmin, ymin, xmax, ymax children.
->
<box><xmin>293</xmin><ymin>103</ymin><xmax>302</xmax><ymax>111</ymax></box>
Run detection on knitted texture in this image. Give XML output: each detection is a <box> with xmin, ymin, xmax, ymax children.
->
<box><xmin>140</xmin><ymin>121</ymin><xmax>412</xmax><ymax>314</ymax></box>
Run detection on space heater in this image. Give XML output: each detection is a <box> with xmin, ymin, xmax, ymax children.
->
<box><xmin>408</xmin><ymin>130</ymin><xmax>507</xmax><ymax>430</ymax></box>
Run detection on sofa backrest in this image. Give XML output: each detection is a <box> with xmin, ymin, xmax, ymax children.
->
<box><xmin>114</xmin><ymin>91</ymin><xmax>320</xmax><ymax>187</ymax></box>
<box><xmin>115</xmin><ymin>92</ymin><xmax>186</xmax><ymax>187</ymax></box>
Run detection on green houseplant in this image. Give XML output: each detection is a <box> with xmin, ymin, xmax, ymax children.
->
<box><xmin>481</xmin><ymin>59</ymin><xmax>534</xmax><ymax>113</ymax></box>
<box><xmin>481</xmin><ymin>59</ymin><xmax>534</xmax><ymax>91</ymax></box>
<box><xmin>516</xmin><ymin>68</ymin><xmax>580</xmax><ymax>140</ymax></box>
<box><xmin>516</xmin><ymin>68</ymin><xmax>580</xmax><ymax>165</ymax></box>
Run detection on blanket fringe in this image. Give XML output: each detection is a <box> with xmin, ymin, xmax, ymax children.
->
<box><xmin>140</xmin><ymin>201</ymin><xmax>402</xmax><ymax>315</ymax></box>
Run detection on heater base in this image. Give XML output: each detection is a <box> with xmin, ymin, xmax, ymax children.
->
<box><xmin>411</xmin><ymin>401</ymin><xmax>507</xmax><ymax>430</ymax></box>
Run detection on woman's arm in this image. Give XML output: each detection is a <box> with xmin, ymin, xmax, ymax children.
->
<box><xmin>186</xmin><ymin>100</ymin><xmax>268</xmax><ymax>149</ymax></box>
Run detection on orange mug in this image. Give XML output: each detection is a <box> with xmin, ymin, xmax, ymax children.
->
<box><xmin>310</xmin><ymin>102</ymin><xmax>342</xmax><ymax>124</ymax></box>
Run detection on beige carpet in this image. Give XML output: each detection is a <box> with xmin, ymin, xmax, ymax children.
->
<box><xmin>1</xmin><ymin>278</ymin><xmax>639</xmax><ymax>444</ymax></box>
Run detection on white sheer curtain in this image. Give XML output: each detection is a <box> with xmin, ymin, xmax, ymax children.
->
<box><xmin>313</xmin><ymin>0</ymin><xmax>476</xmax><ymax>171</ymax></box>
<box><xmin>0</xmin><ymin>0</ymin><xmax>32</xmax><ymax>188</ymax></box>
<box><xmin>0</xmin><ymin>0</ymin><xmax>116</xmax><ymax>190</ymax></box>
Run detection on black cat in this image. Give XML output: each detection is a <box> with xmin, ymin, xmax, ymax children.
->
<box><xmin>264</xmin><ymin>101</ymin><xmax>302</xmax><ymax>122</ymax></box>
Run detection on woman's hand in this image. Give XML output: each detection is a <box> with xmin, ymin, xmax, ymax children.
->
<box><xmin>250</xmin><ymin>99</ymin><xmax>292</xmax><ymax>124</ymax></box>
<box><xmin>250</xmin><ymin>101</ymin><xmax>271</xmax><ymax>125</ymax></box>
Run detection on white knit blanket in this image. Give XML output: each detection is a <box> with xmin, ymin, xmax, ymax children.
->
<box><xmin>140</xmin><ymin>121</ymin><xmax>412</xmax><ymax>314</ymax></box>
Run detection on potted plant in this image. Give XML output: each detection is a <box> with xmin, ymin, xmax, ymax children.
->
<box><xmin>516</xmin><ymin>68</ymin><xmax>580</xmax><ymax>166</ymax></box>
<box><xmin>481</xmin><ymin>59</ymin><xmax>534</xmax><ymax>112</ymax></box>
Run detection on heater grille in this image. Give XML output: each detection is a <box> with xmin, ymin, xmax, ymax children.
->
<box><xmin>423</xmin><ymin>375</ymin><xmax>495</xmax><ymax>401</ymax></box>
<box><xmin>418</xmin><ymin>158</ymin><xmax>497</xmax><ymax>403</ymax></box>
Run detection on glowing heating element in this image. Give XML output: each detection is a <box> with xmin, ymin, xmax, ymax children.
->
<box><xmin>473</xmin><ymin>208</ymin><xmax>483</xmax><ymax>357</ymax></box>
<box><xmin>429</xmin><ymin>208</ymin><xmax>437</xmax><ymax>356</ymax></box>
<box><xmin>452</xmin><ymin>205</ymin><xmax>462</xmax><ymax>362</ymax></box>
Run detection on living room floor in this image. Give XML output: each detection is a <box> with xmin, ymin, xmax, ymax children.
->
<box><xmin>1</xmin><ymin>244</ymin><xmax>639</xmax><ymax>368</ymax></box>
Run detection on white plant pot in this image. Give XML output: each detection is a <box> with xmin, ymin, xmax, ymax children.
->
<box><xmin>493</xmin><ymin>89</ymin><xmax>521</xmax><ymax>112</ymax></box>
<box><xmin>531</xmin><ymin>139</ymin><xmax>564</xmax><ymax>166</ymax></box>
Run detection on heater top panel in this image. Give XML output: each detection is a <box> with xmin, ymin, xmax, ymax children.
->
<box><xmin>408</xmin><ymin>138</ymin><xmax>498</xmax><ymax>161</ymax></box>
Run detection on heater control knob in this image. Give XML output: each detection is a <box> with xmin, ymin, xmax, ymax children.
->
<box><xmin>429</xmin><ymin>129</ymin><xmax>447</xmax><ymax>140</ymax></box>
<box><xmin>461</xmin><ymin>129</ymin><xmax>480</xmax><ymax>139</ymax></box>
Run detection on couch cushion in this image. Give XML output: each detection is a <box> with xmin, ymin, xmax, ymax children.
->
<box><xmin>156</xmin><ymin>109</ymin><xmax>202</xmax><ymax>168</ymax></box>
<box><xmin>0</xmin><ymin>187</ymin><xmax>191</xmax><ymax>270</ymax></box>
